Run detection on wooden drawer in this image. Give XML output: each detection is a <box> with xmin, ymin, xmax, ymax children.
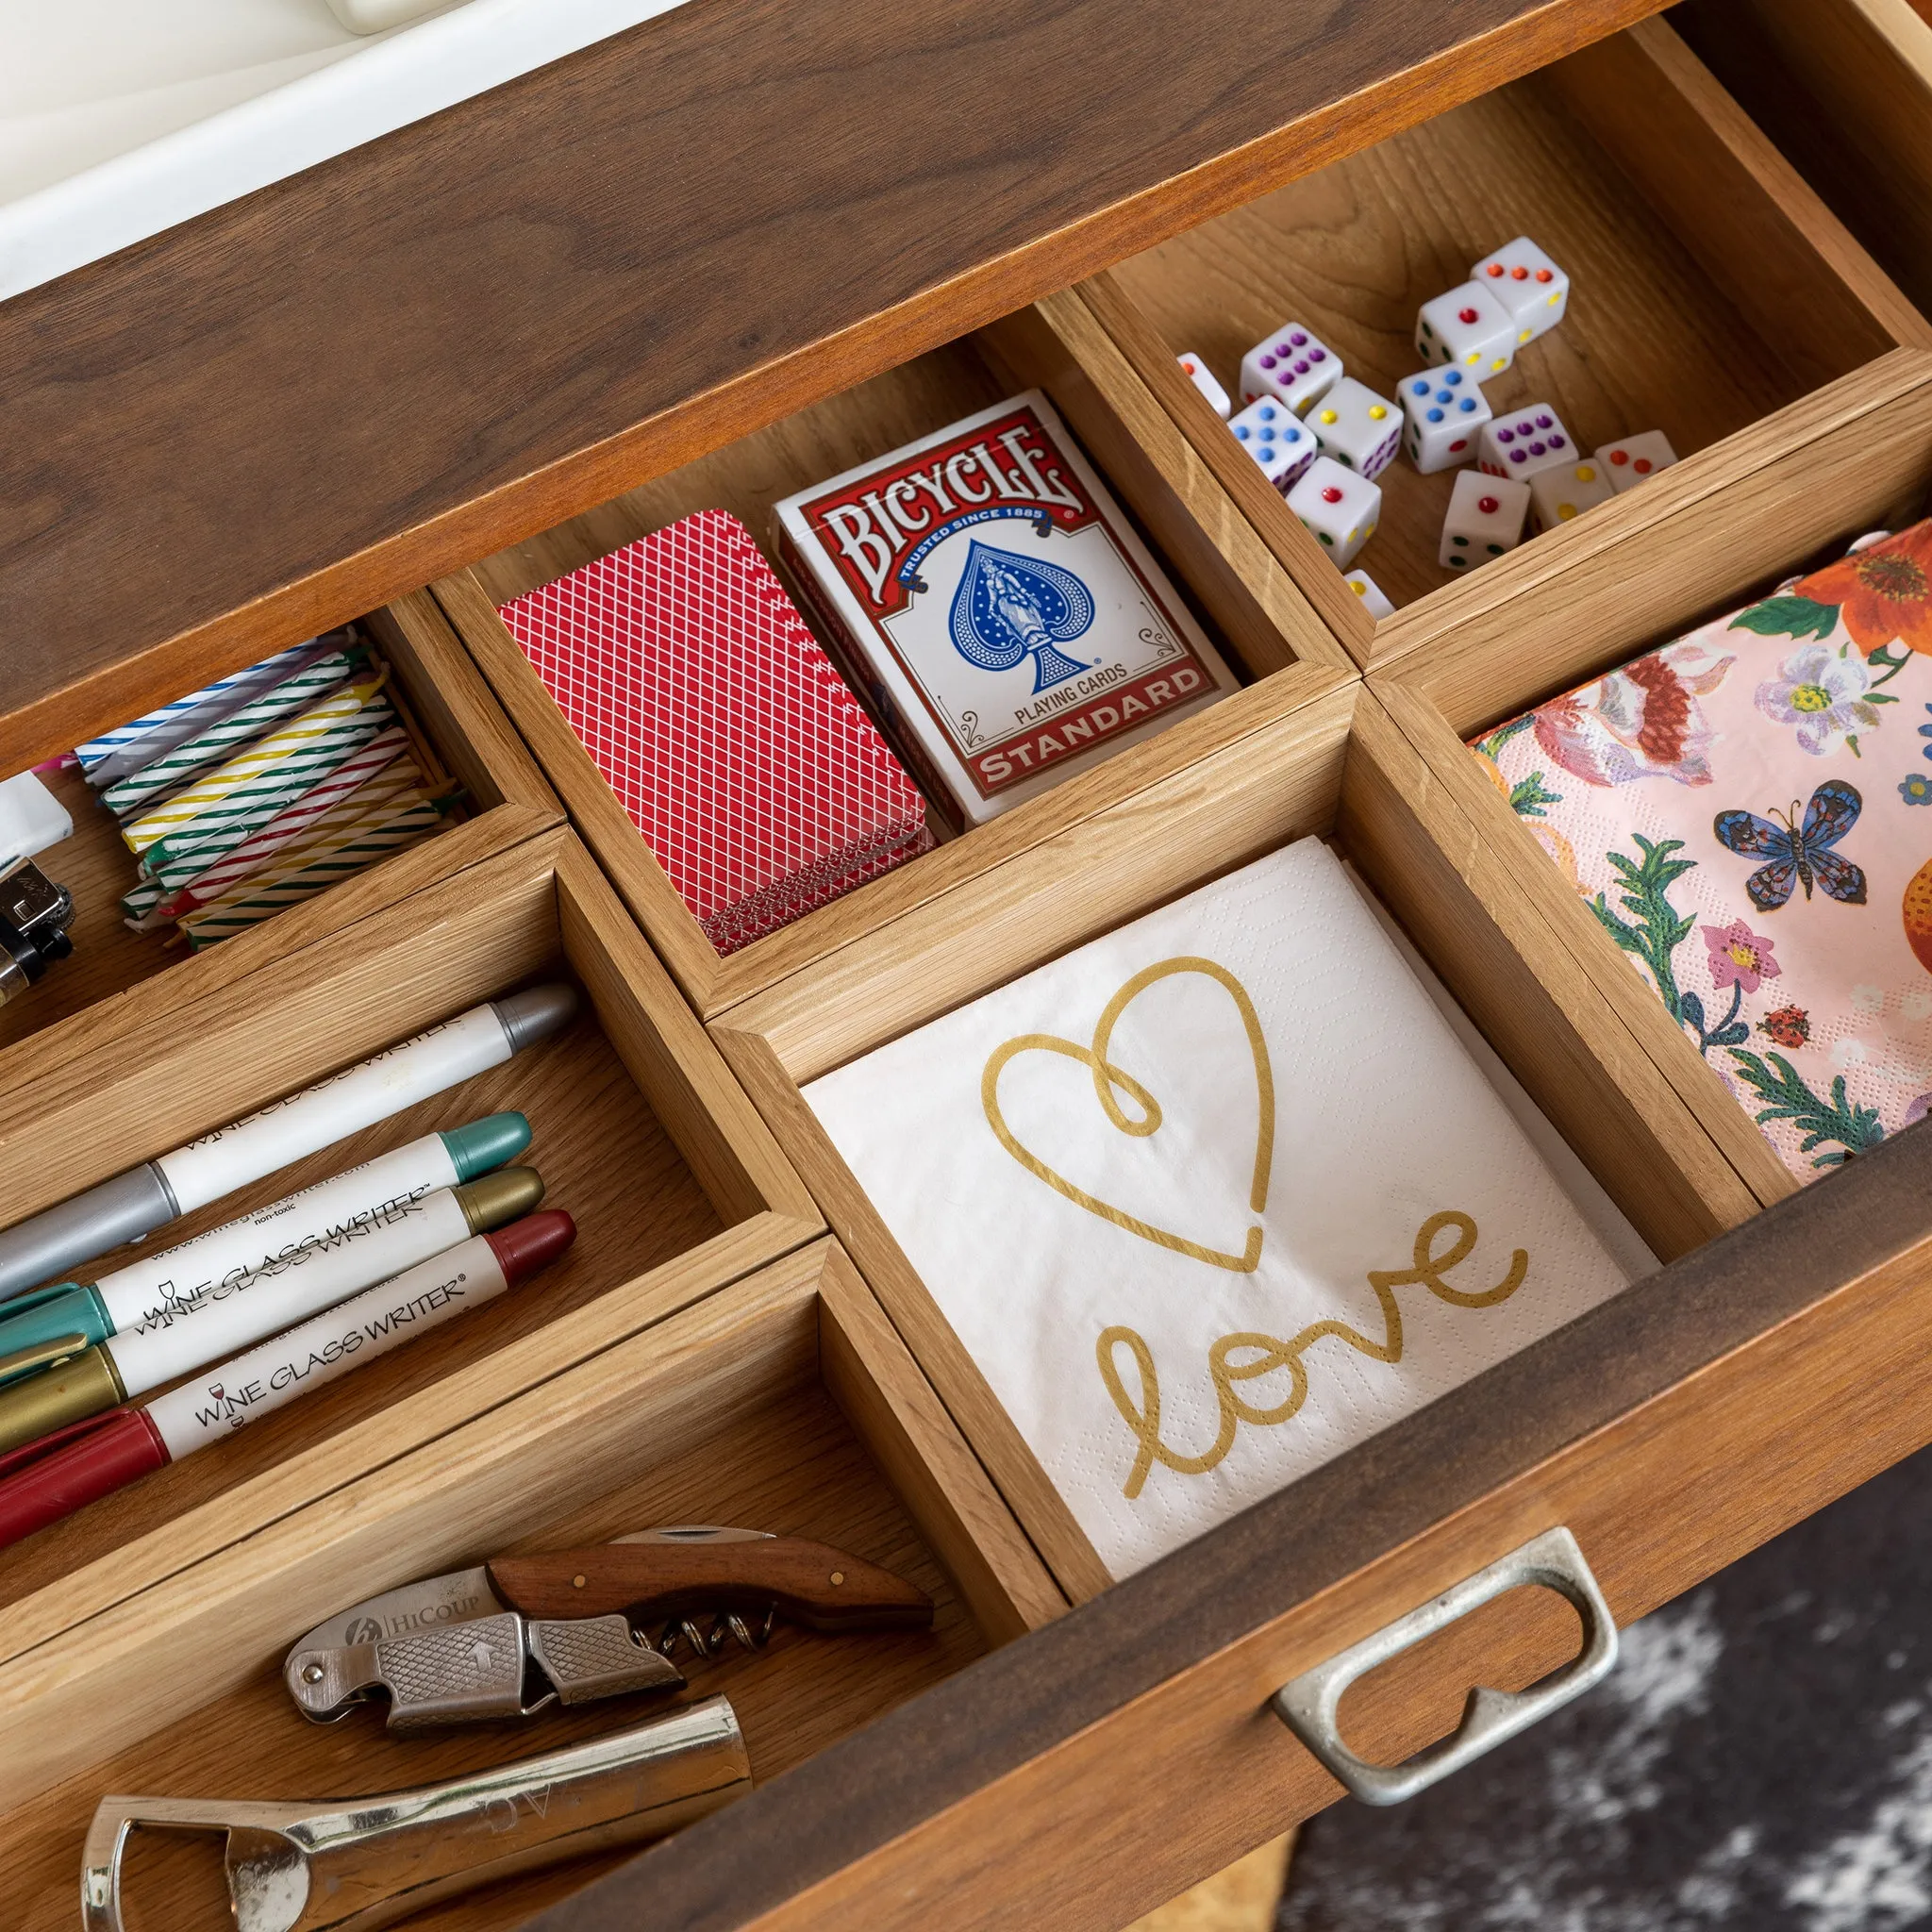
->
<box><xmin>0</xmin><ymin>591</ymin><xmax>562</xmax><ymax>1056</ymax></box>
<box><xmin>0</xmin><ymin>1238</ymin><xmax>1060</xmax><ymax>1930</ymax></box>
<box><xmin>425</xmin><ymin>293</ymin><xmax>1357</xmax><ymax>1020</ymax></box>
<box><xmin>1674</xmin><ymin>0</ymin><xmax>1932</xmax><ymax>324</ymax></box>
<box><xmin>658</xmin><ymin>358</ymin><xmax>1932</xmax><ymax>1920</ymax></box>
<box><xmin>1076</xmin><ymin>16</ymin><xmax>1932</xmax><ymax>670</ymax></box>
<box><xmin>9</xmin><ymin>11</ymin><xmax>1932</xmax><ymax>1931</ymax></box>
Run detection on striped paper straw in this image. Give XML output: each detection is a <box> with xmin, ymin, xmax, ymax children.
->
<box><xmin>77</xmin><ymin>639</ymin><xmax>333</xmax><ymax>786</ymax></box>
<box><xmin>101</xmin><ymin>648</ymin><xmax>361</xmax><ymax>821</ymax></box>
<box><xmin>175</xmin><ymin>769</ymin><xmax>428</xmax><ymax>924</ymax></box>
<box><xmin>119</xmin><ymin>880</ymin><xmax>168</xmax><ymax>926</ymax></box>
<box><xmin>155</xmin><ymin>733</ymin><xmax>413</xmax><ymax>912</ymax></box>
<box><xmin>125</xmin><ymin>681</ymin><xmax>391</xmax><ymax>862</ymax></box>
<box><xmin>181</xmin><ymin>796</ymin><xmax>448</xmax><ymax>948</ymax></box>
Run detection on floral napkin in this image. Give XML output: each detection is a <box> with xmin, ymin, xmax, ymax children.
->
<box><xmin>1474</xmin><ymin>522</ymin><xmax>1932</xmax><ymax>1178</ymax></box>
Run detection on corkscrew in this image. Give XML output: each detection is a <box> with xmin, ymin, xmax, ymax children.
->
<box><xmin>285</xmin><ymin>1524</ymin><xmax>933</xmax><ymax>1729</ymax></box>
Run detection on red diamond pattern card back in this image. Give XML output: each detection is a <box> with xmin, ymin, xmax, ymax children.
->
<box><xmin>498</xmin><ymin>508</ymin><xmax>932</xmax><ymax>955</ymax></box>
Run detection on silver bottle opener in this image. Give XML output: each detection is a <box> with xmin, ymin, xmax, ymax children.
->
<box><xmin>79</xmin><ymin>1694</ymin><xmax>750</xmax><ymax>1932</ymax></box>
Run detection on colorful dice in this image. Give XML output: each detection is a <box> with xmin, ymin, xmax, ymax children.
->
<box><xmin>1399</xmin><ymin>368</ymin><xmax>1491</xmax><ymax>475</ymax></box>
<box><xmin>1229</xmin><ymin>397</ymin><xmax>1317</xmax><ymax>493</ymax></box>
<box><xmin>1415</xmin><ymin>281</ymin><xmax>1515</xmax><ymax>376</ymax></box>
<box><xmin>1240</xmin><ymin>324</ymin><xmax>1343</xmax><ymax>412</ymax></box>
<box><xmin>1307</xmin><ymin>377</ymin><xmax>1402</xmax><ymax>479</ymax></box>
<box><xmin>1287</xmin><ymin>456</ymin><xmax>1380</xmax><ymax>569</ymax></box>
<box><xmin>1440</xmin><ymin>472</ymin><xmax>1529</xmax><ymax>571</ymax></box>
<box><xmin>1177</xmin><ymin>352</ymin><xmax>1231</xmax><ymax>419</ymax></box>
<box><xmin>1529</xmin><ymin>458</ymin><xmax>1615</xmax><ymax>530</ymax></box>
<box><xmin>1594</xmin><ymin>431</ymin><xmax>1679</xmax><ymax>491</ymax></box>
<box><xmin>1471</xmin><ymin>236</ymin><xmax>1570</xmax><ymax>345</ymax></box>
<box><xmin>1477</xmin><ymin>404</ymin><xmax>1577</xmax><ymax>480</ymax></box>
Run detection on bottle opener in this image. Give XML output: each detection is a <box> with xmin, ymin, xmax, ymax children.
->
<box><xmin>80</xmin><ymin>1693</ymin><xmax>751</xmax><ymax>1932</ymax></box>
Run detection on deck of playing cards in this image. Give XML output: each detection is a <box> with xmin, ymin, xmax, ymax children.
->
<box><xmin>498</xmin><ymin>508</ymin><xmax>933</xmax><ymax>955</ymax></box>
<box><xmin>774</xmin><ymin>391</ymin><xmax>1241</xmax><ymax>829</ymax></box>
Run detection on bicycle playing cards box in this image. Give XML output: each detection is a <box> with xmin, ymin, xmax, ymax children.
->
<box><xmin>498</xmin><ymin>508</ymin><xmax>933</xmax><ymax>956</ymax></box>
<box><xmin>774</xmin><ymin>391</ymin><xmax>1241</xmax><ymax>828</ymax></box>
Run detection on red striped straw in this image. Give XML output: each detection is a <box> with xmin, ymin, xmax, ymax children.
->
<box><xmin>155</xmin><ymin>728</ymin><xmax>410</xmax><ymax>916</ymax></box>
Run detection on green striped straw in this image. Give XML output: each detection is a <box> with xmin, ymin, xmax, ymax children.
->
<box><xmin>126</xmin><ymin>681</ymin><xmax>391</xmax><ymax>865</ymax></box>
<box><xmin>100</xmin><ymin>647</ymin><xmax>362</xmax><ymax>820</ymax></box>
<box><xmin>180</xmin><ymin>795</ymin><xmax>450</xmax><ymax>948</ymax></box>
<box><xmin>158</xmin><ymin>735</ymin><xmax>413</xmax><ymax>914</ymax></box>
<box><xmin>168</xmin><ymin>759</ymin><xmax>425</xmax><ymax>921</ymax></box>
<box><xmin>119</xmin><ymin>879</ymin><xmax>169</xmax><ymax>929</ymax></box>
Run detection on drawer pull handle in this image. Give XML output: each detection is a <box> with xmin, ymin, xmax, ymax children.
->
<box><xmin>1270</xmin><ymin>1525</ymin><xmax>1617</xmax><ymax>1807</ymax></box>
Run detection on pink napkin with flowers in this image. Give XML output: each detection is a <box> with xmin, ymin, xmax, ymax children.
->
<box><xmin>1474</xmin><ymin>522</ymin><xmax>1932</xmax><ymax>1179</ymax></box>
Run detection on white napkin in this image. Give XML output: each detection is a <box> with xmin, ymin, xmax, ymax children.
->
<box><xmin>806</xmin><ymin>839</ymin><xmax>1649</xmax><ymax>1579</ymax></box>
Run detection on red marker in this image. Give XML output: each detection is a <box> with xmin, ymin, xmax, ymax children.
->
<box><xmin>0</xmin><ymin>1213</ymin><xmax>575</xmax><ymax>1550</ymax></box>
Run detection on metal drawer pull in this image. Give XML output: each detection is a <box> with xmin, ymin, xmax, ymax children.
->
<box><xmin>1271</xmin><ymin>1525</ymin><xmax>1617</xmax><ymax>1807</ymax></box>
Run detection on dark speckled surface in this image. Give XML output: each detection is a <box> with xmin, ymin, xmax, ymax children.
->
<box><xmin>1281</xmin><ymin>1443</ymin><xmax>1932</xmax><ymax>1929</ymax></box>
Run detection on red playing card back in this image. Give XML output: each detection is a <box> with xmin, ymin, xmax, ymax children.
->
<box><xmin>498</xmin><ymin>509</ymin><xmax>933</xmax><ymax>955</ymax></box>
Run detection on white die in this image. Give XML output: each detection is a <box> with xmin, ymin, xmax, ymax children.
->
<box><xmin>1307</xmin><ymin>377</ymin><xmax>1402</xmax><ymax>479</ymax></box>
<box><xmin>1228</xmin><ymin>397</ymin><xmax>1317</xmax><ymax>493</ymax></box>
<box><xmin>1176</xmin><ymin>351</ymin><xmax>1231</xmax><ymax>420</ymax></box>
<box><xmin>1285</xmin><ymin>456</ymin><xmax>1380</xmax><ymax>569</ymax></box>
<box><xmin>1477</xmin><ymin>403</ymin><xmax>1577</xmax><ymax>480</ymax></box>
<box><xmin>1343</xmin><ymin>570</ymin><xmax>1395</xmax><ymax>622</ymax></box>
<box><xmin>1471</xmin><ymin>236</ymin><xmax>1570</xmax><ymax>345</ymax></box>
<box><xmin>1414</xmin><ymin>281</ymin><xmax>1515</xmax><ymax>375</ymax></box>
<box><xmin>1593</xmin><ymin>430</ymin><xmax>1679</xmax><ymax>492</ymax></box>
<box><xmin>1440</xmin><ymin>472</ymin><xmax>1529</xmax><ymax>572</ymax></box>
<box><xmin>1397</xmin><ymin>368</ymin><xmax>1491</xmax><ymax>474</ymax></box>
<box><xmin>1239</xmin><ymin>323</ymin><xmax>1343</xmax><ymax>411</ymax></box>
<box><xmin>1528</xmin><ymin>457</ymin><xmax>1615</xmax><ymax>531</ymax></box>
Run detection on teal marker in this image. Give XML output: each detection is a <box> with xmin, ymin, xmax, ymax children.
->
<box><xmin>0</xmin><ymin>1114</ymin><xmax>528</xmax><ymax>1381</ymax></box>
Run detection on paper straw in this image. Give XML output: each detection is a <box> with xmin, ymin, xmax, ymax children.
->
<box><xmin>77</xmin><ymin>639</ymin><xmax>335</xmax><ymax>786</ymax></box>
<box><xmin>181</xmin><ymin>797</ymin><xmax>448</xmax><ymax>947</ymax></box>
<box><xmin>125</xmin><ymin>680</ymin><xmax>390</xmax><ymax>862</ymax></box>
<box><xmin>177</xmin><ymin>771</ymin><xmax>431</xmax><ymax>923</ymax></box>
<box><xmin>155</xmin><ymin>733</ymin><xmax>413</xmax><ymax>912</ymax></box>
<box><xmin>101</xmin><ymin>649</ymin><xmax>362</xmax><ymax>821</ymax></box>
<box><xmin>119</xmin><ymin>880</ymin><xmax>168</xmax><ymax>927</ymax></box>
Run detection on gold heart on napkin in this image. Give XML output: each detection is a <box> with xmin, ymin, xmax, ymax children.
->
<box><xmin>980</xmin><ymin>957</ymin><xmax>1275</xmax><ymax>1272</ymax></box>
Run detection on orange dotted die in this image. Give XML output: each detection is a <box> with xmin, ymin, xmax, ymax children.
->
<box><xmin>1534</xmin><ymin>268</ymin><xmax>1554</xmax><ymax>283</ymax></box>
<box><xmin>1510</xmin><ymin>264</ymin><xmax>1529</xmax><ymax>280</ymax></box>
<box><xmin>1485</xmin><ymin>263</ymin><xmax>1505</xmax><ymax>276</ymax></box>
<box><xmin>1607</xmin><ymin>447</ymin><xmax>1630</xmax><ymax>465</ymax></box>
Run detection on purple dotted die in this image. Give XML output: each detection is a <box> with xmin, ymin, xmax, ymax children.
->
<box><xmin>1549</xmin><ymin>433</ymin><xmax>1568</xmax><ymax>449</ymax></box>
<box><xmin>1497</xmin><ymin>427</ymin><xmax>1516</xmax><ymax>443</ymax></box>
<box><xmin>1290</xmin><ymin>331</ymin><xmax>1308</xmax><ymax>346</ymax></box>
<box><xmin>1535</xmin><ymin>413</ymin><xmax>1553</xmax><ymax>429</ymax></box>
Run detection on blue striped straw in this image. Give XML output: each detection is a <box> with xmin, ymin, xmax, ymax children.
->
<box><xmin>76</xmin><ymin>637</ymin><xmax>340</xmax><ymax>787</ymax></box>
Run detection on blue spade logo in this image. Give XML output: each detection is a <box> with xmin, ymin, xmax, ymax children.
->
<box><xmin>947</xmin><ymin>541</ymin><xmax>1096</xmax><ymax>693</ymax></box>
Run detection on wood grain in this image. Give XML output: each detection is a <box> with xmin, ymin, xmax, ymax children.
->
<box><xmin>0</xmin><ymin>1247</ymin><xmax>1002</xmax><ymax>1931</ymax></box>
<box><xmin>438</xmin><ymin>299</ymin><xmax>1350</xmax><ymax>1017</ymax></box>
<box><xmin>718</xmin><ymin>681</ymin><xmax>1358</xmax><ymax>1083</ymax></box>
<box><xmin>0</xmin><ymin>0</ymin><xmax>1676</xmax><ymax>772</ymax></box>
<box><xmin>1341</xmin><ymin>689</ymin><xmax>1760</xmax><ymax>1256</ymax></box>
<box><xmin>491</xmin><ymin>1538</ymin><xmax>933</xmax><ymax>1628</ymax></box>
<box><xmin>523</xmin><ymin>1119</ymin><xmax>1932</xmax><ymax>1932</ymax></box>
<box><xmin>815</xmin><ymin>1244</ymin><xmax>1066</xmax><ymax>1645</ymax></box>
<box><xmin>1093</xmin><ymin>22</ymin><xmax>1922</xmax><ymax>645</ymax></box>
<box><xmin>1675</xmin><ymin>0</ymin><xmax>1932</xmax><ymax>322</ymax></box>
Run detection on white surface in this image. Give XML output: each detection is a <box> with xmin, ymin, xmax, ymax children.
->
<box><xmin>0</xmin><ymin>772</ymin><xmax>73</xmax><ymax>861</ymax></box>
<box><xmin>111</xmin><ymin>1186</ymin><xmax>473</xmax><ymax>1392</ymax></box>
<box><xmin>806</xmin><ymin>839</ymin><xmax>1643</xmax><ymax>1580</ymax></box>
<box><xmin>157</xmin><ymin>1004</ymin><xmax>512</xmax><ymax>1214</ymax></box>
<box><xmin>2</xmin><ymin>0</ymin><xmax>694</xmax><ymax>301</ymax></box>
<box><xmin>146</xmin><ymin>1231</ymin><xmax>508</xmax><ymax>1459</ymax></box>
<box><xmin>92</xmin><ymin>1130</ymin><xmax>462</xmax><ymax>1330</ymax></box>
